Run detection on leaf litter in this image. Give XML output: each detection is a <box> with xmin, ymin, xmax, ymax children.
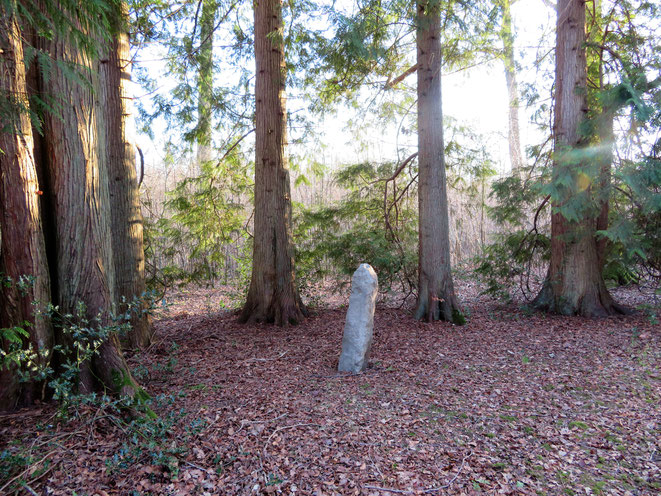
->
<box><xmin>1</xmin><ymin>285</ymin><xmax>659</xmax><ymax>495</ymax></box>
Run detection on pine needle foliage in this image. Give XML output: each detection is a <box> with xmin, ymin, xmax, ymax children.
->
<box><xmin>0</xmin><ymin>0</ymin><xmax>112</xmax><ymax>139</ymax></box>
<box><xmin>475</xmin><ymin>0</ymin><xmax>661</xmax><ymax>300</ymax></box>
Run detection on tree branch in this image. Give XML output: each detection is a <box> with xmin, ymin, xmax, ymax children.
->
<box><xmin>136</xmin><ymin>145</ymin><xmax>145</xmax><ymax>187</ymax></box>
<box><xmin>541</xmin><ymin>0</ymin><xmax>557</xmax><ymax>11</ymax></box>
<box><xmin>384</xmin><ymin>64</ymin><xmax>418</xmax><ymax>90</ymax></box>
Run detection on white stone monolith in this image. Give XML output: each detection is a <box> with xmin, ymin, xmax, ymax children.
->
<box><xmin>338</xmin><ymin>264</ymin><xmax>378</xmax><ymax>373</ymax></box>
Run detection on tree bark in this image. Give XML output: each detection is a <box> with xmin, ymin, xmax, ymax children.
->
<box><xmin>591</xmin><ymin>1</ymin><xmax>611</xmax><ymax>268</ymax></box>
<box><xmin>499</xmin><ymin>0</ymin><xmax>523</xmax><ymax>174</ymax></box>
<box><xmin>196</xmin><ymin>0</ymin><xmax>215</xmax><ymax>165</ymax></box>
<box><xmin>595</xmin><ymin>110</ymin><xmax>613</xmax><ymax>267</ymax></box>
<box><xmin>102</xmin><ymin>2</ymin><xmax>152</xmax><ymax>349</ymax></box>
<box><xmin>532</xmin><ymin>0</ymin><xmax>625</xmax><ymax>317</ymax></box>
<box><xmin>239</xmin><ymin>0</ymin><xmax>306</xmax><ymax>326</ymax></box>
<box><xmin>0</xmin><ymin>9</ymin><xmax>53</xmax><ymax>409</ymax></box>
<box><xmin>40</xmin><ymin>24</ymin><xmax>140</xmax><ymax>395</ymax></box>
<box><xmin>414</xmin><ymin>0</ymin><xmax>463</xmax><ymax>324</ymax></box>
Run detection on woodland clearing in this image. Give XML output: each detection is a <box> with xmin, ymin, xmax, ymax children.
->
<box><xmin>1</xmin><ymin>284</ymin><xmax>659</xmax><ymax>495</ymax></box>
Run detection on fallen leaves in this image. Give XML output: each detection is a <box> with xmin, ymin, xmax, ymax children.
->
<box><xmin>1</xmin><ymin>285</ymin><xmax>659</xmax><ymax>495</ymax></box>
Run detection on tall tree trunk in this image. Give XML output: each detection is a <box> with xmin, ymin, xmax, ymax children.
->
<box><xmin>595</xmin><ymin>109</ymin><xmax>613</xmax><ymax>267</ymax></box>
<box><xmin>0</xmin><ymin>9</ymin><xmax>53</xmax><ymax>409</ymax></box>
<box><xmin>499</xmin><ymin>0</ymin><xmax>523</xmax><ymax>174</ymax></box>
<box><xmin>40</xmin><ymin>25</ymin><xmax>140</xmax><ymax>396</ymax></box>
<box><xmin>196</xmin><ymin>0</ymin><xmax>215</xmax><ymax>165</ymax></box>
<box><xmin>239</xmin><ymin>0</ymin><xmax>306</xmax><ymax>325</ymax></box>
<box><xmin>532</xmin><ymin>0</ymin><xmax>625</xmax><ymax>317</ymax></box>
<box><xmin>414</xmin><ymin>0</ymin><xmax>463</xmax><ymax>324</ymax></box>
<box><xmin>103</xmin><ymin>2</ymin><xmax>152</xmax><ymax>349</ymax></box>
<box><xmin>590</xmin><ymin>0</ymin><xmax>611</xmax><ymax>268</ymax></box>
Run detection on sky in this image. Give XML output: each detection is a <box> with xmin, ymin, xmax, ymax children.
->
<box><xmin>132</xmin><ymin>0</ymin><xmax>557</xmax><ymax>179</ymax></box>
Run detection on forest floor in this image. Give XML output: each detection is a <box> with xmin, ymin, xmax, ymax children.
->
<box><xmin>1</xmin><ymin>282</ymin><xmax>660</xmax><ymax>495</ymax></box>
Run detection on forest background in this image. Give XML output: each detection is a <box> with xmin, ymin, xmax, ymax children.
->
<box><xmin>0</xmin><ymin>0</ymin><xmax>660</xmax><ymax>493</ymax></box>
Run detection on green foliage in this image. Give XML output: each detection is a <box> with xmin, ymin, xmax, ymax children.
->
<box><xmin>0</xmin><ymin>0</ymin><xmax>114</xmax><ymax>146</ymax></box>
<box><xmin>476</xmin><ymin>0</ymin><xmax>661</xmax><ymax>299</ymax></box>
<box><xmin>132</xmin><ymin>0</ymin><xmax>254</xmax><ymax>145</ymax></box>
<box><xmin>604</xmin><ymin>152</ymin><xmax>661</xmax><ymax>283</ymax></box>
<box><xmin>0</xmin><ymin>276</ymin><xmax>52</xmax><ymax>387</ymax></box>
<box><xmin>293</xmin><ymin>118</ymin><xmax>495</xmax><ymax>300</ymax></box>
<box><xmin>142</xmin><ymin>150</ymin><xmax>252</xmax><ymax>296</ymax></box>
<box><xmin>101</xmin><ymin>397</ymin><xmax>191</xmax><ymax>478</ymax></box>
<box><xmin>0</xmin><ymin>392</ymin><xmax>196</xmax><ymax>491</ymax></box>
<box><xmin>1</xmin><ymin>275</ymin><xmax>156</xmax><ymax>411</ymax></box>
<box><xmin>294</xmin><ymin>160</ymin><xmax>418</xmax><ymax>297</ymax></box>
<box><xmin>475</xmin><ymin>228</ymin><xmax>550</xmax><ymax>301</ymax></box>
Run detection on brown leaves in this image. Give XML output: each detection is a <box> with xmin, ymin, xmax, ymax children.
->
<box><xmin>1</xmin><ymin>287</ymin><xmax>659</xmax><ymax>495</ymax></box>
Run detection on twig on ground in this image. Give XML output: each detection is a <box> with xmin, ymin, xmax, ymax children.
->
<box><xmin>184</xmin><ymin>461</ymin><xmax>213</xmax><ymax>474</ymax></box>
<box><xmin>242</xmin><ymin>351</ymin><xmax>288</xmax><ymax>364</ymax></box>
<box><xmin>368</xmin><ymin>445</ymin><xmax>384</xmax><ymax>480</ymax></box>
<box><xmin>236</xmin><ymin>413</ymin><xmax>288</xmax><ymax>435</ymax></box>
<box><xmin>25</xmin><ymin>461</ymin><xmax>56</xmax><ymax>490</ymax></box>
<box><xmin>363</xmin><ymin>486</ymin><xmax>411</xmax><ymax>494</ymax></box>
<box><xmin>363</xmin><ymin>451</ymin><xmax>472</xmax><ymax>495</ymax></box>
<box><xmin>423</xmin><ymin>451</ymin><xmax>472</xmax><ymax>493</ymax></box>
<box><xmin>141</xmin><ymin>323</ymin><xmax>193</xmax><ymax>356</ymax></box>
<box><xmin>22</xmin><ymin>483</ymin><xmax>39</xmax><ymax>496</ymax></box>
<box><xmin>0</xmin><ymin>449</ymin><xmax>58</xmax><ymax>494</ymax></box>
<box><xmin>265</xmin><ymin>423</ymin><xmax>320</xmax><ymax>448</ymax></box>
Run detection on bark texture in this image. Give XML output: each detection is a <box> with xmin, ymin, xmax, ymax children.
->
<box><xmin>532</xmin><ymin>0</ymin><xmax>624</xmax><ymax>317</ymax></box>
<box><xmin>103</xmin><ymin>3</ymin><xmax>152</xmax><ymax>349</ymax></box>
<box><xmin>239</xmin><ymin>0</ymin><xmax>306</xmax><ymax>326</ymax></box>
<box><xmin>40</xmin><ymin>28</ymin><xmax>139</xmax><ymax>395</ymax></box>
<box><xmin>0</xmin><ymin>10</ymin><xmax>53</xmax><ymax>409</ymax></box>
<box><xmin>414</xmin><ymin>0</ymin><xmax>463</xmax><ymax>323</ymax></box>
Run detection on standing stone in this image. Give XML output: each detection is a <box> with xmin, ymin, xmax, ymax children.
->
<box><xmin>338</xmin><ymin>264</ymin><xmax>378</xmax><ymax>373</ymax></box>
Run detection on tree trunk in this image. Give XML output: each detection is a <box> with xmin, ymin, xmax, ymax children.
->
<box><xmin>103</xmin><ymin>2</ymin><xmax>152</xmax><ymax>349</ymax></box>
<box><xmin>500</xmin><ymin>0</ymin><xmax>523</xmax><ymax>174</ymax></box>
<box><xmin>0</xmin><ymin>9</ymin><xmax>53</xmax><ymax>409</ymax></box>
<box><xmin>239</xmin><ymin>0</ymin><xmax>306</xmax><ymax>326</ymax></box>
<box><xmin>532</xmin><ymin>0</ymin><xmax>625</xmax><ymax>317</ymax></box>
<box><xmin>196</xmin><ymin>0</ymin><xmax>215</xmax><ymax>165</ymax></box>
<box><xmin>40</xmin><ymin>26</ymin><xmax>140</xmax><ymax>396</ymax></box>
<box><xmin>591</xmin><ymin>2</ymin><xmax>611</xmax><ymax>268</ymax></box>
<box><xmin>595</xmin><ymin>110</ymin><xmax>613</xmax><ymax>267</ymax></box>
<box><xmin>414</xmin><ymin>0</ymin><xmax>463</xmax><ymax>324</ymax></box>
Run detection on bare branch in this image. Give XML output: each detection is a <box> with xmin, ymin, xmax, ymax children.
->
<box><xmin>136</xmin><ymin>145</ymin><xmax>145</xmax><ymax>187</ymax></box>
<box><xmin>384</xmin><ymin>64</ymin><xmax>418</xmax><ymax>90</ymax></box>
<box><xmin>541</xmin><ymin>0</ymin><xmax>557</xmax><ymax>11</ymax></box>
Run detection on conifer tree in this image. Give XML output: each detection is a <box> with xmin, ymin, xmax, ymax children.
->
<box><xmin>103</xmin><ymin>1</ymin><xmax>153</xmax><ymax>349</ymax></box>
<box><xmin>414</xmin><ymin>0</ymin><xmax>463</xmax><ymax>323</ymax></box>
<box><xmin>532</xmin><ymin>0</ymin><xmax>626</xmax><ymax>316</ymax></box>
<box><xmin>0</xmin><ymin>4</ymin><xmax>53</xmax><ymax>408</ymax></box>
<box><xmin>239</xmin><ymin>0</ymin><xmax>307</xmax><ymax>325</ymax></box>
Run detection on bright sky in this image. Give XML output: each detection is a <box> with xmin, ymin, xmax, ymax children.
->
<box><xmin>132</xmin><ymin>0</ymin><xmax>557</xmax><ymax>178</ymax></box>
<box><xmin>323</xmin><ymin>0</ymin><xmax>556</xmax><ymax>171</ymax></box>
